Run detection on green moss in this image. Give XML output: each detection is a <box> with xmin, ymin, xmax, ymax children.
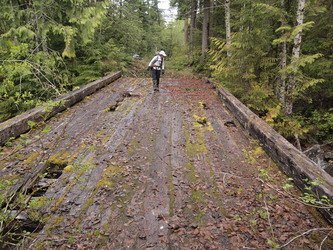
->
<box><xmin>95</xmin><ymin>130</ymin><xmax>106</xmax><ymax>138</ymax></box>
<box><xmin>101</xmin><ymin>131</ymin><xmax>115</xmax><ymax>144</ymax></box>
<box><xmin>253</xmin><ymin>146</ymin><xmax>265</xmax><ymax>156</ymax></box>
<box><xmin>47</xmin><ymin>151</ymin><xmax>70</xmax><ymax>166</ymax></box>
<box><xmin>0</xmin><ymin>175</ymin><xmax>19</xmax><ymax>197</ymax></box>
<box><xmin>243</xmin><ymin>150</ymin><xmax>256</xmax><ymax>164</ymax></box>
<box><xmin>77</xmin><ymin>164</ymin><xmax>124</xmax><ymax>224</ymax></box>
<box><xmin>103</xmin><ymin>165</ymin><xmax>122</xmax><ymax>177</ymax></box>
<box><xmin>82</xmin><ymin>96</ymin><xmax>92</xmax><ymax>103</ymax></box>
<box><xmin>127</xmin><ymin>138</ymin><xmax>140</xmax><ymax>157</ymax></box>
<box><xmin>50</xmin><ymin>195</ymin><xmax>66</xmax><ymax>213</ymax></box>
<box><xmin>35</xmin><ymin>241</ymin><xmax>54</xmax><ymax>250</ymax></box>
<box><xmin>186</xmin><ymin>162</ymin><xmax>197</xmax><ymax>182</ymax></box>
<box><xmin>193</xmin><ymin>115</ymin><xmax>208</xmax><ymax>125</ymax></box>
<box><xmin>183</xmin><ymin>123</ymin><xmax>208</xmax><ymax>159</ymax></box>
<box><xmin>79</xmin><ymin>190</ymin><xmax>98</xmax><ymax>221</ymax></box>
<box><xmin>49</xmin><ymin>174</ymin><xmax>81</xmax><ymax>212</ymax></box>
<box><xmin>68</xmin><ymin>144</ymin><xmax>87</xmax><ymax>162</ymax></box>
<box><xmin>63</xmin><ymin>165</ymin><xmax>75</xmax><ymax>173</ymax></box>
<box><xmin>23</xmin><ymin>151</ymin><xmax>40</xmax><ymax>164</ymax></box>
<box><xmin>47</xmin><ymin>144</ymin><xmax>87</xmax><ymax>167</ymax></box>
<box><xmin>123</xmin><ymin>96</ymin><xmax>144</xmax><ymax>117</ymax></box>
<box><xmin>45</xmin><ymin>215</ymin><xmax>63</xmax><ymax>235</ymax></box>
<box><xmin>191</xmin><ymin>189</ymin><xmax>205</xmax><ymax>203</ymax></box>
<box><xmin>76</xmin><ymin>162</ymin><xmax>95</xmax><ymax>173</ymax></box>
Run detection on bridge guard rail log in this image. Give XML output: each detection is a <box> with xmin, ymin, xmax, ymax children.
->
<box><xmin>216</xmin><ymin>85</ymin><xmax>333</xmax><ymax>224</ymax></box>
<box><xmin>0</xmin><ymin>71</ymin><xmax>122</xmax><ymax>146</ymax></box>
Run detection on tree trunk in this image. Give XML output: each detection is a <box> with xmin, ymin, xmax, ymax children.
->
<box><xmin>225</xmin><ymin>0</ymin><xmax>231</xmax><ymax>60</ymax></box>
<box><xmin>240</xmin><ymin>2</ymin><xmax>245</xmax><ymax>32</ymax></box>
<box><xmin>284</xmin><ymin>0</ymin><xmax>306</xmax><ymax>115</ymax></box>
<box><xmin>41</xmin><ymin>2</ymin><xmax>48</xmax><ymax>53</ymax></box>
<box><xmin>10</xmin><ymin>0</ymin><xmax>18</xmax><ymax>42</ymax></box>
<box><xmin>184</xmin><ymin>15</ymin><xmax>189</xmax><ymax>44</ymax></box>
<box><xmin>209</xmin><ymin>1</ymin><xmax>214</xmax><ymax>38</ymax></box>
<box><xmin>202</xmin><ymin>0</ymin><xmax>210</xmax><ymax>57</ymax></box>
<box><xmin>32</xmin><ymin>2</ymin><xmax>40</xmax><ymax>52</ymax></box>
<box><xmin>279</xmin><ymin>40</ymin><xmax>287</xmax><ymax>103</ymax></box>
<box><xmin>277</xmin><ymin>0</ymin><xmax>286</xmax><ymax>103</ymax></box>
<box><xmin>190</xmin><ymin>0</ymin><xmax>198</xmax><ymax>49</ymax></box>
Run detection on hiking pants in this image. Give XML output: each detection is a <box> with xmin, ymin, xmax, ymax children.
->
<box><xmin>151</xmin><ymin>68</ymin><xmax>161</xmax><ymax>81</ymax></box>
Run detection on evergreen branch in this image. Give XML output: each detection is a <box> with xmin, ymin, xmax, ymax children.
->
<box><xmin>255</xmin><ymin>3</ymin><xmax>287</xmax><ymax>18</ymax></box>
<box><xmin>0</xmin><ymin>59</ymin><xmax>60</xmax><ymax>95</ymax></box>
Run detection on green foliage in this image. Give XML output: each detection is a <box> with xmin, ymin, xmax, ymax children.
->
<box><xmin>274</xmin><ymin>22</ymin><xmax>315</xmax><ymax>45</ymax></box>
<box><xmin>209</xmin><ymin>33</ymin><xmax>278</xmax><ymax>114</ymax></box>
<box><xmin>209</xmin><ymin>0</ymin><xmax>279</xmax><ymax>102</ymax></box>
<box><xmin>242</xmin><ymin>83</ymin><xmax>278</xmax><ymax>115</ymax></box>
<box><xmin>0</xmin><ymin>0</ymin><xmax>166</xmax><ymax>123</ymax></box>
<box><xmin>168</xmin><ymin>46</ymin><xmax>189</xmax><ymax>71</ymax></box>
<box><xmin>301</xmin><ymin>179</ymin><xmax>333</xmax><ymax>208</ymax></box>
<box><xmin>0</xmin><ymin>184</ymin><xmax>51</xmax><ymax>247</ymax></box>
<box><xmin>203</xmin><ymin>0</ymin><xmax>332</xmax><ymax>144</ymax></box>
<box><xmin>271</xmin><ymin>115</ymin><xmax>308</xmax><ymax>141</ymax></box>
<box><xmin>267</xmin><ymin>239</ymin><xmax>280</xmax><ymax>249</ymax></box>
<box><xmin>0</xmin><ymin>41</ymin><xmax>69</xmax><ymax>122</ymax></box>
<box><xmin>307</xmin><ymin>110</ymin><xmax>333</xmax><ymax>142</ymax></box>
<box><xmin>161</xmin><ymin>20</ymin><xmax>186</xmax><ymax>60</ymax></box>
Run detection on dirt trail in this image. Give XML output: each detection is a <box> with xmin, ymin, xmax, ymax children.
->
<box><xmin>0</xmin><ymin>77</ymin><xmax>332</xmax><ymax>249</ymax></box>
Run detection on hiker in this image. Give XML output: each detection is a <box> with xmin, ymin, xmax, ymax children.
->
<box><xmin>148</xmin><ymin>50</ymin><xmax>166</xmax><ymax>92</ymax></box>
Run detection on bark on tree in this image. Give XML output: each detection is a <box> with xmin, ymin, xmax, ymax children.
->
<box><xmin>277</xmin><ymin>0</ymin><xmax>286</xmax><ymax>103</ymax></box>
<box><xmin>225</xmin><ymin>0</ymin><xmax>231</xmax><ymax>60</ymax></box>
<box><xmin>209</xmin><ymin>0</ymin><xmax>213</xmax><ymax>39</ymax></box>
<box><xmin>284</xmin><ymin>0</ymin><xmax>306</xmax><ymax>115</ymax></box>
<box><xmin>202</xmin><ymin>0</ymin><xmax>210</xmax><ymax>57</ymax></box>
<box><xmin>190</xmin><ymin>0</ymin><xmax>198</xmax><ymax>49</ymax></box>
<box><xmin>184</xmin><ymin>15</ymin><xmax>189</xmax><ymax>44</ymax></box>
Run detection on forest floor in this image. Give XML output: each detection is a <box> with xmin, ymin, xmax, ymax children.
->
<box><xmin>0</xmin><ymin>74</ymin><xmax>332</xmax><ymax>249</ymax></box>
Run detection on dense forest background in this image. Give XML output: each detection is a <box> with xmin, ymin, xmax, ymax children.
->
<box><xmin>0</xmin><ymin>0</ymin><xmax>332</xmax><ymax>150</ymax></box>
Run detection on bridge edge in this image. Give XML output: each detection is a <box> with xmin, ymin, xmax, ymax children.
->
<box><xmin>0</xmin><ymin>71</ymin><xmax>122</xmax><ymax>146</ymax></box>
<box><xmin>215</xmin><ymin>83</ymin><xmax>333</xmax><ymax>225</ymax></box>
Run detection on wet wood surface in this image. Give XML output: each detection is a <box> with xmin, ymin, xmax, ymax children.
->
<box><xmin>0</xmin><ymin>77</ymin><xmax>331</xmax><ymax>249</ymax></box>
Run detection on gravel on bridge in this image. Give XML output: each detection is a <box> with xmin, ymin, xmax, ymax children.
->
<box><xmin>0</xmin><ymin>77</ymin><xmax>331</xmax><ymax>249</ymax></box>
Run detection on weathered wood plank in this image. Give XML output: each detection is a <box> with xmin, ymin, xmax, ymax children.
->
<box><xmin>1</xmin><ymin>77</ymin><xmax>332</xmax><ymax>249</ymax></box>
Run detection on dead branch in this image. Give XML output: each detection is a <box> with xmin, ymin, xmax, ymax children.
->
<box><xmin>320</xmin><ymin>230</ymin><xmax>332</xmax><ymax>250</ymax></box>
<box><xmin>281</xmin><ymin>228</ymin><xmax>332</xmax><ymax>248</ymax></box>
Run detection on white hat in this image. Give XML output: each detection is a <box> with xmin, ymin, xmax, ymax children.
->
<box><xmin>159</xmin><ymin>50</ymin><xmax>167</xmax><ymax>57</ymax></box>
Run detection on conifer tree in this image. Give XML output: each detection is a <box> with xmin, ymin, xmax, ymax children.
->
<box><xmin>284</xmin><ymin>0</ymin><xmax>306</xmax><ymax>115</ymax></box>
<box><xmin>225</xmin><ymin>0</ymin><xmax>231</xmax><ymax>60</ymax></box>
<box><xmin>0</xmin><ymin>0</ymin><xmax>164</xmax><ymax>122</ymax></box>
<box><xmin>171</xmin><ymin>0</ymin><xmax>192</xmax><ymax>45</ymax></box>
<box><xmin>202</xmin><ymin>0</ymin><xmax>211</xmax><ymax>58</ymax></box>
<box><xmin>190</xmin><ymin>0</ymin><xmax>198</xmax><ymax>49</ymax></box>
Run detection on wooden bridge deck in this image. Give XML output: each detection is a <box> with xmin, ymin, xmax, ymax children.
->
<box><xmin>0</xmin><ymin>77</ymin><xmax>331</xmax><ymax>249</ymax></box>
